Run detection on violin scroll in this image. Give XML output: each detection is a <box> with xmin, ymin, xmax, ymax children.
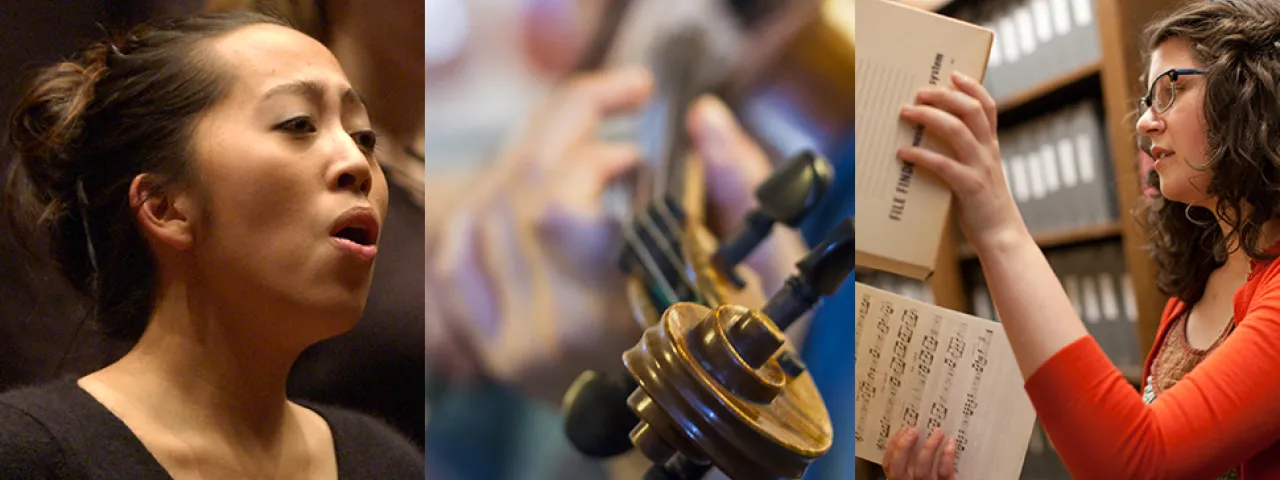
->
<box><xmin>621</xmin><ymin>217</ymin><xmax>854</xmax><ymax>480</ymax></box>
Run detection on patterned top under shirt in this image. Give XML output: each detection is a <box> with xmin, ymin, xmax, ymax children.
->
<box><xmin>1142</xmin><ymin>310</ymin><xmax>1238</xmax><ymax>480</ymax></box>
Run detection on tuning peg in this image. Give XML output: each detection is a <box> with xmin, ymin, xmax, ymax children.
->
<box><xmin>562</xmin><ymin>370</ymin><xmax>641</xmax><ymax>458</ymax></box>
<box><xmin>713</xmin><ymin>150</ymin><xmax>834</xmax><ymax>287</ymax></box>
<box><xmin>761</xmin><ymin>217</ymin><xmax>854</xmax><ymax>332</ymax></box>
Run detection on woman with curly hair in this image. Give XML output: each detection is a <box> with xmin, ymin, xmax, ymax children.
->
<box><xmin>884</xmin><ymin>1</ymin><xmax>1280</xmax><ymax>478</ymax></box>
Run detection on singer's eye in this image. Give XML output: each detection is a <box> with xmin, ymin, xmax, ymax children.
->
<box><xmin>351</xmin><ymin>130</ymin><xmax>378</xmax><ymax>154</ymax></box>
<box><xmin>276</xmin><ymin>116</ymin><xmax>317</xmax><ymax>135</ymax></box>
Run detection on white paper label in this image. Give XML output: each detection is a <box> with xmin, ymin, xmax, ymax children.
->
<box><xmin>1016</xmin><ymin>6</ymin><xmax>1038</xmax><ymax>57</ymax></box>
<box><xmin>1041</xmin><ymin>143</ymin><xmax>1061</xmax><ymax>193</ymax></box>
<box><xmin>1028</xmin><ymin>151</ymin><xmax>1047</xmax><ymax>199</ymax></box>
<box><xmin>1058</xmin><ymin>137</ymin><xmax>1079</xmax><ymax>187</ymax></box>
<box><xmin>1122</xmin><ymin>274</ymin><xmax>1138</xmax><ymax>322</ymax></box>
<box><xmin>1099</xmin><ymin>273</ymin><xmax>1120</xmax><ymax>321</ymax></box>
<box><xmin>1032</xmin><ymin>0</ymin><xmax>1054</xmax><ymax>43</ymax></box>
<box><xmin>1082</xmin><ymin>275</ymin><xmax>1101</xmax><ymax>324</ymax></box>
<box><xmin>1051</xmin><ymin>0</ymin><xmax>1072</xmax><ymax>36</ymax></box>
<box><xmin>1071</xmin><ymin>0</ymin><xmax>1094</xmax><ymax>27</ymax></box>
<box><xmin>1077</xmin><ymin>133</ymin><xmax>1097</xmax><ymax>183</ymax></box>
<box><xmin>1012</xmin><ymin>155</ymin><xmax>1031</xmax><ymax>202</ymax></box>
<box><xmin>1000</xmin><ymin>15</ymin><xmax>1021</xmax><ymax>64</ymax></box>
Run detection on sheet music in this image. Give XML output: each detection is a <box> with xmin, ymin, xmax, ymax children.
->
<box><xmin>856</xmin><ymin>283</ymin><xmax>1036</xmax><ymax>480</ymax></box>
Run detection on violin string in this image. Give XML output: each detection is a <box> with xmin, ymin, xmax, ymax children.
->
<box><xmin>622</xmin><ymin>215</ymin><xmax>680</xmax><ymax>303</ymax></box>
<box><xmin>635</xmin><ymin>207</ymin><xmax>692</xmax><ymax>292</ymax></box>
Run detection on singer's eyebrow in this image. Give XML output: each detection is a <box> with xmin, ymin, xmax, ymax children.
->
<box><xmin>261</xmin><ymin>80</ymin><xmax>369</xmax><ymax>113</ymax></box>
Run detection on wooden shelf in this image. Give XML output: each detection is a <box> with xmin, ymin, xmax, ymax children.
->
<box><xmin>996</xmin><ymin>61</ymin><xmax>1103</xmax><ymax>115</ymax></box>
<box><xmin>956</xmin><ymin>222</ymin><xmax>1124</xmax><ymax>260</ymax></box>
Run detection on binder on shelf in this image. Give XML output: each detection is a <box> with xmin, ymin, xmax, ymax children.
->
<box><xmin>1005</xmin><ymin>123</ymin><xmax>1035</xmax><ymax>233</ymax></box>
<box><xmin>994</xmin><ymin>0</ymin><xmax>1026</xmax><ymax>100</ymax></box>
<box><xmin>1028</xmin><ymin>0</ymin><xmax>1062</xmax><ymax>86</ymax></box>
<box><xmin>1065</xmin><ymin>0</ymin><xmax>1101</xmax><ymax>70</ymax></box>
<box><xmin>1049</xmin><ymin>0</ymin><xmax>1076</xmax><ymax>71</ymax></box>
<box><xmin>1095</xmin><ymin>242</ymin><xmax>1128</xmax><ymax>366</ymax></box>
<box><xmin>1076</xmin><ymin>246</ymin><xmax>1118</xmax><ymax>360</ymax></box>
<box><xmin>1048</xmin><ymin>107</ymin><xmax>1085</xmax><ymax>230</ymax></box>
<box><xmin>1045</xmin><ymin>241</ymin><xmax>1140</xmax><ymax>370</ymax></box>
<box><xmin>964</xmin><ymin>0</ymin><xmax>1102</xmax><ymax>106</ymax></box>
<box><xmin>1105</xmin><ymin>242</ymin><xmax>1142</xmax><ymax>370</ymax></box>
<box><xmin>970</xmin><ymin>2</ymin><xmax>1005</xmax><ymax>100</ymax></box>
<box><xmin>1032</xmin><ymin>117</ymin><xmax>1066</xmax><ymax>232</ymax></box>
<box><xmin>1025</xmin><ymin>121</ymin><xmax>1050</xmax><ymax>235</ymax></box>
<box><xmin>1072</xmin><ymin>100</ymin><xmax>1119</xmax><ymax>228</ymax></box>
<box><xmin>855</xmin><ymin>0</ymin><xmax>994</xmax><ymax>280</ymax></box>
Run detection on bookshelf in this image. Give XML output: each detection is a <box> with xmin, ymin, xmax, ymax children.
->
<box><xmin>856</xmin><ymin>0</ymin><xmax>1186</xmax><ymax>478</ymax></box>
<box><xmin>996</xmin><ymin>60</ymin><xmax>1101</xmax><ymax>113</ymax></box>
<box><xmin>922</xmin><ymin>0</ymin><xmax>1181</xmax><ymax>373</ymax></box>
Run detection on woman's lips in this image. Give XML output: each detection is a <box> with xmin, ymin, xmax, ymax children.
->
<box><xmin>333</xmin><ymin>237</ymin><xmax>377</xmax><ymax>263</ymax></box>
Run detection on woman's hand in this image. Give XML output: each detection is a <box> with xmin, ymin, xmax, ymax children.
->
<box><xmin>883</xmin><ymin>426</ymin><xmax>960</xmax><ymax>480</ymax></box>
<box><xmin>896</xmin><ymin>71</ymin><xmax>1025</xmax><ymax>250</ymax></box>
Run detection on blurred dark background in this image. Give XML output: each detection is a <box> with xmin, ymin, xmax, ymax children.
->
<box><xmin>0</xmin><ymin>0</ymin><xmax>205</xmax><ymax>392</ymax></box>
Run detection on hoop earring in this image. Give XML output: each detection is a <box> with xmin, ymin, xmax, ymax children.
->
<box><xmin>1184</xmin><ymin>204</ymin><xmax>1213</xmax><ymax>227</ymax></box>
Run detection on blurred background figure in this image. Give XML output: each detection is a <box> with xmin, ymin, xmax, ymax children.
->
<box><xmin>421</xmin><ymin>0</ymin><xmax>853</xmax><ymax>479</ymax></box>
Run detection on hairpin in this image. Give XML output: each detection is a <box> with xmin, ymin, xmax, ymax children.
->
<box><xmin>75</xmin><ymin>179</ymin><xmax>101</xmax><ymax>289</ymax></box>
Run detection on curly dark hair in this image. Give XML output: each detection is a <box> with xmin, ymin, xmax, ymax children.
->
<box><xmin>1136</xmin><ymin>0</ymin><xmax>1280</xmax><ymax>304</ymax></box>
<box><xmin>3</xmin><ymin>12</ymin><xmax>290</xmax><ymax>342</ymax></box>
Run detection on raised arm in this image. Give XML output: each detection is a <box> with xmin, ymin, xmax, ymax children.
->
<box><xmin>888</xmin><ymin>71</ymin><xmax>1280</xmax><ymax>479</ymax></box>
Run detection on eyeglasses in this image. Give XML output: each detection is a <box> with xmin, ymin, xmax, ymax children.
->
<box><xmin>1138</xmin><ymin>68</ymin><xmax>1207</xmax><ymax>114</ymax></box>
<box><xmin>1136</xmin><ymin>68</ymin><xmax>1207</xmax><ymax>156</ymax></box>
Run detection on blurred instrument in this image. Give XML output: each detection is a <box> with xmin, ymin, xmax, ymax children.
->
<box><xmin>559</xmin><ymin>4</ymin><xmax>854</xmax><ymax>476</ymax></box>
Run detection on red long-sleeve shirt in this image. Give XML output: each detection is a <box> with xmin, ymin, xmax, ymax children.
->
<box><xmin>1024</xmin><ymin>255</ymin><xmax>1280</xmax><ymax>480</ymax></box>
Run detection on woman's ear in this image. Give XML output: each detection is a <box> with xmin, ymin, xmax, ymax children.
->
<box><xmin>130</xmin><ymin>174</ymin><xmax>196</xmax><ymax>252</ymax></box>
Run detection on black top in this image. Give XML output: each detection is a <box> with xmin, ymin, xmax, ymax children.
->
<box><xmin>0</xmin><ymin>380</ymin><xmax>424</xmax><ymax>479</ymax></box>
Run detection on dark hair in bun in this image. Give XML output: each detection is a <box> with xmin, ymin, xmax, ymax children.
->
<box><xmin>4</xmin><ymin>12</ymin><xmax>289</xmax><ymax>341</ymax></box>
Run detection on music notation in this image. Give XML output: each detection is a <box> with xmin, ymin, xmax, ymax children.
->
<box><xmin>855</xmin><ymin>283</ymin><xmax>1036</xmax><ymax>480</ymax></box>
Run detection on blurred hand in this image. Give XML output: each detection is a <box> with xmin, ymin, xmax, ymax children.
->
<box><xmin>883</xmin><ymin>426</ymin><xmax>959</xmax><ymax>480</ymax></box>
<box><xmin>425</xmin><ymin>67</ymin><xmax>810</xmax><ymax>404</ymax></box>
<box><xmin>686</xmin><ymin>95</ymin><xmax>810</xmax><ymax>302</ymax></box>
<box><xmin>896</xmin><ymin>71</ymin><xmax>1025</xmax><ymax>250</ymax></box>
<box><xmin>426</xmin><ymin>66</ymin><xmax>653</xmax><ymax>403</ymax></box>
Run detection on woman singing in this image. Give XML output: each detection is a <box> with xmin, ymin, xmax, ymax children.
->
<box><xmin>0</xmin><ymin>12</ymin><xmax>422</xmax><ymax>478</ymax></box>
